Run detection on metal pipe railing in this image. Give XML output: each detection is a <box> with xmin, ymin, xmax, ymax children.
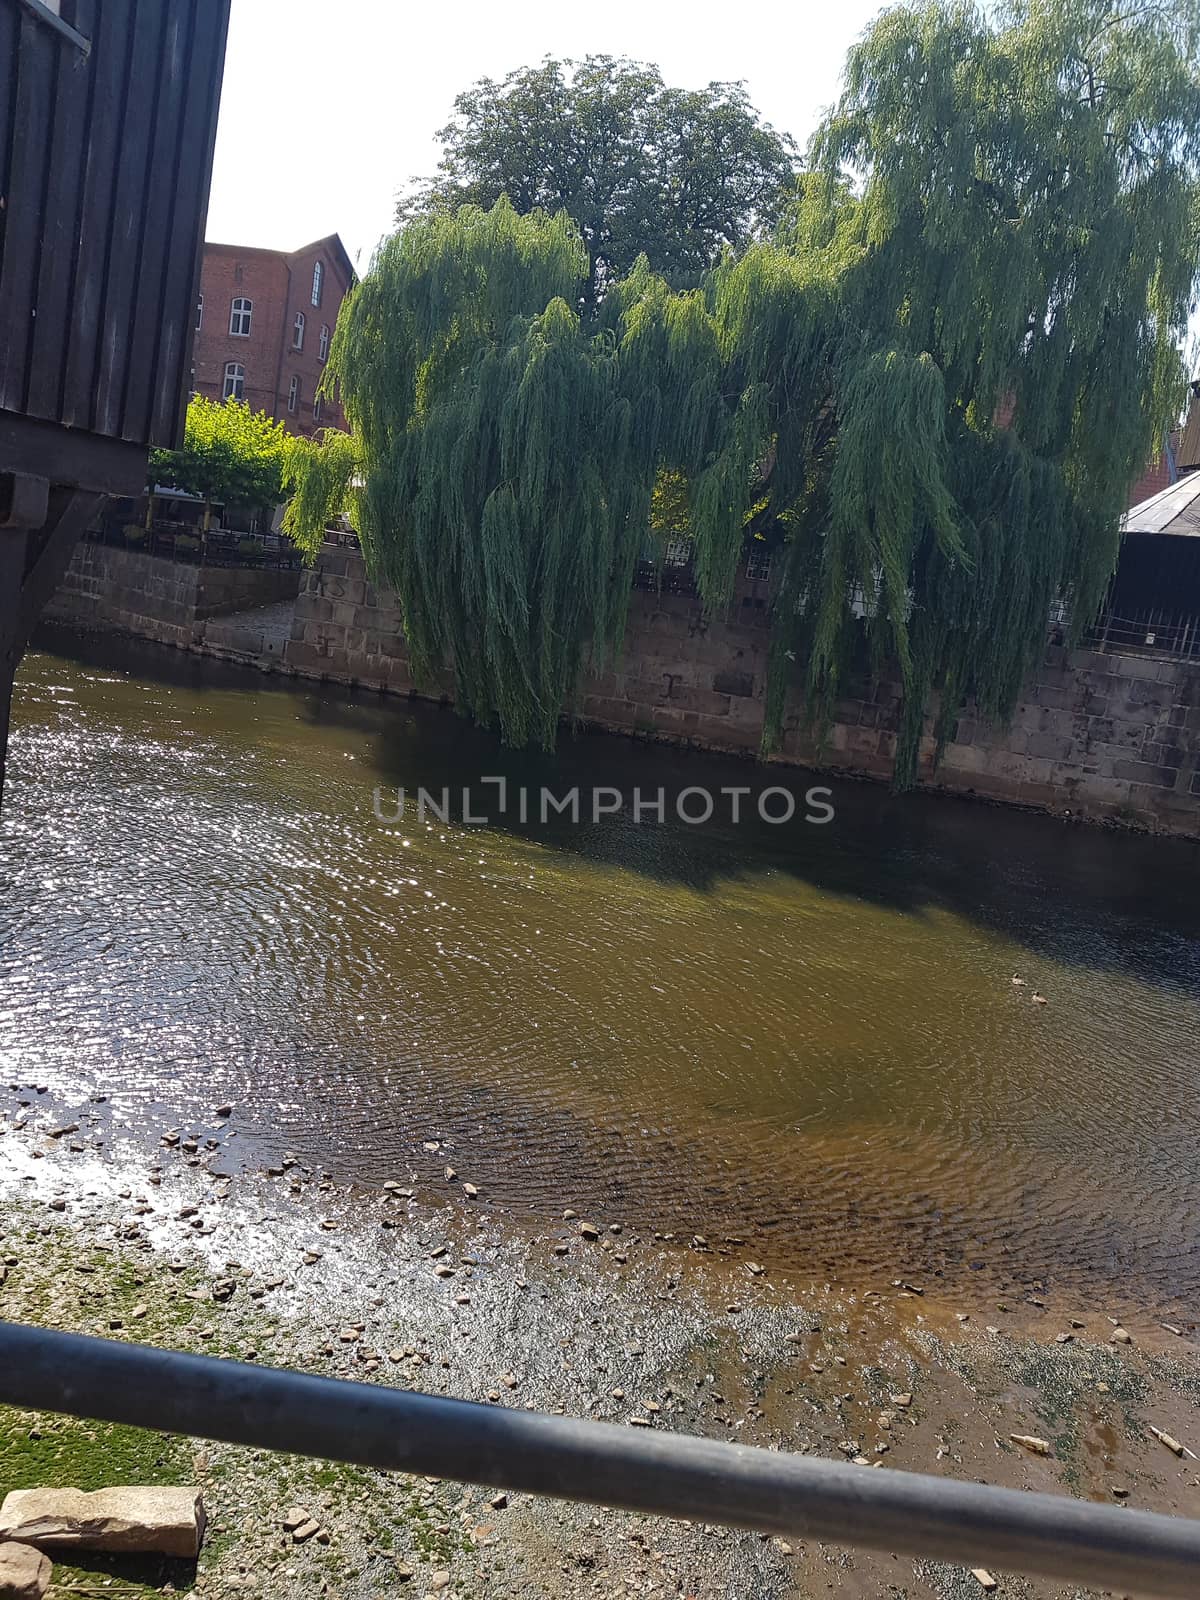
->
<box><xmin>1</xmin><ymin>1321</ymin><xmax>1197</xmax><ymax>1597</ymax></box>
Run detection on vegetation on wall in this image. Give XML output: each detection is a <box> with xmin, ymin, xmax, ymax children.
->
<box><xmin>288</xmin><ymin>0</ymin><xmax>1200</xmax><ymax>785</ymax></box>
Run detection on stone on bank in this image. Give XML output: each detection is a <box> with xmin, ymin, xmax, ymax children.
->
<box><xmin>0</xmin><ymin>1540</ymin><xmax>51</xmax><ymax>1600</ymax></box>
<box><xmin>0</xmin><ymin>1486</ymin><xmax>205</xmax><ymax>1558</ymax></box>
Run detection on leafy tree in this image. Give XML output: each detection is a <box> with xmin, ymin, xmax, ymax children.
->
<box><xmin>293</xmin><ymin>0</ymin><xmax>1200</xmax><ymax>785</ymax></box>
<box><xmin>399</xmin><ymin>56</ymin><xmax>797</xmax><ymax>307</ymax></box>
<box><xmin>150</xmin><ymin>397</ymin><xmax>293</xmax><ymax>530</ymax></box>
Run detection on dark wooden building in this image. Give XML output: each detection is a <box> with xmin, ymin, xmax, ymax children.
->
<box><xmin>1097</xmin><ymin>470</ymin><xmax>1200</xmax><ymax>659</ymax></box>
<box><xmin>0</xmin><ymin>0</ymin><xmax>231</xmax><ymax>799</ymax></box>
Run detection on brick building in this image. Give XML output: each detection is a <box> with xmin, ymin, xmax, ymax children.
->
<box><xmin>192</xmin><ymin>234</ymin><xmax>355</xmax><ymax>437</ymax></box>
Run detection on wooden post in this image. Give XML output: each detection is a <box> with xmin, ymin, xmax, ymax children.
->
<box><xmin>0</xmin><ymin>488</ymin><xmax>104</xmax><ymax>806</ymax></box>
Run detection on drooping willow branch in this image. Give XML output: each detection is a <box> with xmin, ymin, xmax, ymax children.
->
<box><xmin>288</xmin><ymin>0</ymin><xmax>1200</xmax><ymax>787</ymax></box>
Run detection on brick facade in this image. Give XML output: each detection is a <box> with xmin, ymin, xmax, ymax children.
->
<box><xmin>191</xmin><ymin>234</ymin><xmax>354</xmax><ymax>437</ymax></box>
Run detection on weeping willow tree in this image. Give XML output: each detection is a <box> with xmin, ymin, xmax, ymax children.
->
<box><xmin>288</xmin><ymin>0</ymin><xmax>1200</xmax><ymax>784</ymax></box>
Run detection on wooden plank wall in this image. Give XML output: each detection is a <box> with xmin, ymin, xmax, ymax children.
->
<box><xmin>0</xmin><ymin>0</ymin><xmax>231</xmax><ymax>452</ymax></box>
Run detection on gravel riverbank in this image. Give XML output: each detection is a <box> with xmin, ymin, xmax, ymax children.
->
<box><xmin>2</xmin><ymin>1083</ymin><xmax>1198</xmax><ymax>1600</ymax></box>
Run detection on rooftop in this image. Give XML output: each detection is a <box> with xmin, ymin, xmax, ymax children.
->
<box><xmin>1120</xmin><ymin>470</ymin><xmax>1200</xmax><ymax>538</ymax></box>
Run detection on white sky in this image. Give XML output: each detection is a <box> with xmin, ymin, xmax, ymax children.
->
<box><xmin>205</xmin><ymin>0</ymin><xmax>886</xmax><ymax>268</ymax></box>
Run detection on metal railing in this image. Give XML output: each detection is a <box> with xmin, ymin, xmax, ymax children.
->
<box><xmin>83</xmin><ymin>519</ymin><xmax>302</xmax><ymax>572</ymax></box>
<box><xmin>0</xmin><ymin>1322</ymin><xmax>1197</xmax><ymax>1597</ymax></box>
<box><xmin>1082</xmin><ymin>606</ymin><xmax>1200</xmax><ymax>661</ymax></box>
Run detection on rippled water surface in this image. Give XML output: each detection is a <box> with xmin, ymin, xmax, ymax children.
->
<box><xmin>4</xmin><ymin>629</ymin><xmax>1200</xmax><ymax>1310</ymax></box>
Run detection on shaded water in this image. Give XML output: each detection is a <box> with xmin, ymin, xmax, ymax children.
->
<box><xmin>4</xmin><ymin>627</ymin><xmax>1200</xmax><ymax>1311</ymax></box>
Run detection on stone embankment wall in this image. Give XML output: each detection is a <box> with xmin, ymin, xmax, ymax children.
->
<box><xmin>44</xmin><ymin>542</ymin><xmax>300</xmax><ymax>649</ymax></box>
<box><xmin>285</xmin><ymin>549</ymin><xmax>1200</xmax><ymax>833</ymax></box>
<box><xmin>43</xmin><ymin>541</ymin><xmax>1200</xmax><ymax>832</ymax></box>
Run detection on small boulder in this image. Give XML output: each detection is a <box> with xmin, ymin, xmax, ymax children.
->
<box><xmin>0</xmin><ymin>1541</ymin><xmax>50</xmax><ymax>1599</ymax></box>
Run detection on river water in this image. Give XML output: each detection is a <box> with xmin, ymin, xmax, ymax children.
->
<box><xmin>4</xmin><ymin>628</ymin><xmax>1200</xmax><ymax>1315</ymax></box>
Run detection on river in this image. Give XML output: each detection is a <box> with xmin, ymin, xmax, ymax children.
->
<box><xmin>4</xmin><ymin>626</ymin><xmax>1200</xmax><ymax>1319</ymax></box>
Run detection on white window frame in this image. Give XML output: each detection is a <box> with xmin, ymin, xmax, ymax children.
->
<box><xmin>229</xmin><ymin>296</ymin><xmax>252</xmax><ymax>337</ymax></box>
<box><xmin>745</xmin><ymin>546</ymin><xmax>773</xmax><ymax>582</ymax></box>
<box><xmin>222</xmin><ymin>362</ymin><xmax>245</xmax><ymax>401</ymax></box>
<box><xmin>195</xmin><ymin>293</ymin><xmax>203</xmax><ymax>332</ymax></box>
<box><xmin>292</xmin><ymin>311</ymin><xmax>305</xmax><ymax>350</ymax></box>
<box><xmin>311</xmin><ymin>260</ymin><xmax>324</xmax><ymax>307</ymax></box>
<box><xmin>288</xmin><ymin>375</ymin><xmax>299</xmax><ymax>414</ymax></box>
<box><xmin>318</xmin><ymin>323</ymin><xmax>329</xmax><ymax>362</ymax></box>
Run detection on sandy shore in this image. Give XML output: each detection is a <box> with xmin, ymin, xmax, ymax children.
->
<box><xmin>2</xmin><ymin>1083</ymin><xmax>1198</xmax><ymax>1600</ymax></box>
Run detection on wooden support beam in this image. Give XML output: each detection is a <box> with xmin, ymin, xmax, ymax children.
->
<box><xmin>0</xmin><ymin>485</ymin><xmax>105</xmax><ymax>807</ymax></box>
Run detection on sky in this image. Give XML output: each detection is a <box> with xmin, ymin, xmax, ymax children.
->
<box><xmin>204</xmin><ymin>0</ymin><xmax>886</xmax><ymax>268</ymax></box>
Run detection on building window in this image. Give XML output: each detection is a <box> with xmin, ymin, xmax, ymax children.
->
<box><xmin>293</xmin><ymin>311</ymin><xmax>305</xmax><ymax>350</ymax></box>
<box><xmin>313</xmin><ymin>395</ymin><xmax>322</xmax><ymax>423</ymax></box>
<box><xmin>288</xmin><ymin>376</ymin><xmax>299</xmax><ymax>413</ymax></box>
<box><xmin>229</xmin><ymin>297</ymin><xmax>252</xmax><ymax>337</ymax></box>
<box><xmin>311</xmin><ymin>260</ymin><xmax>324</xmax><ymax>307</ymax></box>
<box><xmin>318</xmin><ymin>323</ymin><xmax>329</xmax><ymax>362</ymax></box>
<box><xmin>222</xmin><ymin>362</ymin><xmax>245</xmax><ymax>401</ymax></box>
<box><xmin>195</xmin><ymin>293</ymin><xmax>203</xmax><ymax>332</ymax></box>
<box><xmin>664</xmin><ymin>535</ymin><xmax>694</xmax><ymax>568</ymax></box>
<box><xmin>745</xmin><ymin>545</ymin><xmax>772</xmax><ymax>582</ymax></box>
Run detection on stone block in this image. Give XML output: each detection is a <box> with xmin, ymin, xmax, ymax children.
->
<box><xmin>0</xmin><ymin>1487</ymin><xmax>204</xmax><ymax>1559</ymax></box>
<box><xmin>940</xmin><ymin>741</ymin><xmax>989</xmax><ymax>774</ymax></box>
<box><xmin>1111</xmin><ymin>759</ymin><xmax>1177</xmax><ymax>788</ymax></box>
<box><xmin>1024</xmin><ymin>733</ymin><xmax>1075</xmax><ymax>761</ymax></box>
<box><xmin>0</xmin><ymin>1541</ymin><xmax>50</xmax><ymax>1599</ymax></box>
<box><xmin>1141</xmin><ymin>741</ymin><xmax>1186</xmax><ymax>770</ymax></box>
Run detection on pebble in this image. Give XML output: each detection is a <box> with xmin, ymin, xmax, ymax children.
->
<box><xmin>1110</xmin><ymin>1327</ymin><xmax>1133</xmax><ymax>1345</ymax></box>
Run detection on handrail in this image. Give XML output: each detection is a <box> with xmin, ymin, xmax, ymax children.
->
<box><xmin>0</xmin><ymin>1322</ymin><xmax>1197</xmax><ymax>1596</ymax></box>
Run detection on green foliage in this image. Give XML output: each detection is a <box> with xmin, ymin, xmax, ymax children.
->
<box><xmin>400</xmin><ymin>55</ymin><xmax>797</xmax><ymax>308</ymax></box>
<box><xmin>150</xmin><ymin>397</ymin><xmax>294</xmax><ymax>525</ymax></box>
<box><xmin>292</xmin><ymin>1</ymin><xmax>1200</xmax><ymax>784</ymax></box>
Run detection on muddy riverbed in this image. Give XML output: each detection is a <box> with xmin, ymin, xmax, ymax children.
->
<box><xmin>2</xmin><ymin>1073</ymin><xmax>1199</xmax><ymax>1600</ymax></box>
<box><xmin>2</xmin><ymin>631</ymin><xmax>1200</xmax><ymax>1597</ymax></box>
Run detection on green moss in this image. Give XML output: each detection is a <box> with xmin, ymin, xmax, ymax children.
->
<box><xmin>0</xmin><ymin>1407</ymin><xmax>191</xmax><ymax>1492</ymax></box>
